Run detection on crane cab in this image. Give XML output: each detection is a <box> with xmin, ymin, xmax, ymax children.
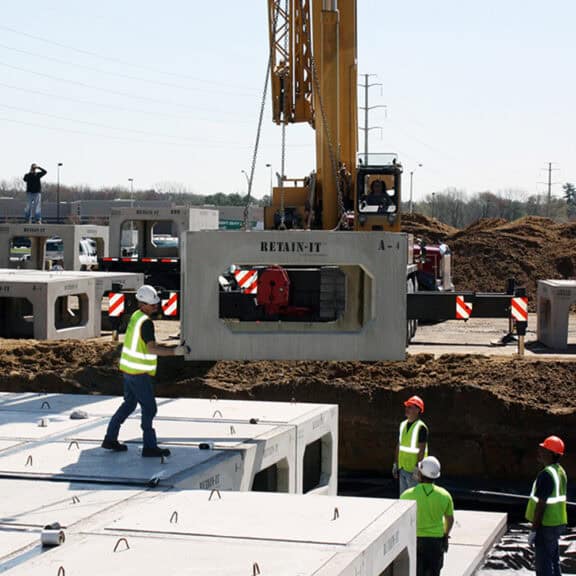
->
<box><xmin>355</xmin><ymin>154</ymin><xmax>403</xmax><ymax>232</ymax></box>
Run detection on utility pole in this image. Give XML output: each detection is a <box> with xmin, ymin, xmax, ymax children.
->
<box><xmin>539</xmin><ymin>162</ymin><xmax>558</xmax><ymax>217</ymax></box>
<box><xmin>358</xmin><ymin>74</ymin><xmax>386</xmax><ymax>164</ymax></box>
<box><xmin>547</xmin><ymin>162</ymin><xmax>553</xmax><ymax>217</ymax></box>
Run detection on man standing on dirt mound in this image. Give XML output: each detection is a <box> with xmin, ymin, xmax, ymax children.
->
<box><xmin>102</xmin><ymin>285</ymin><xmax>189</xmax><ymax>458</ymax></box>
<box><xmin>525</xmin><ymin>435</ymin><xmax>567</xmax><ymax>576</ymax></box>
<box><xmin>393</xmin><ymin>395</ymin><xmax>428</xmax><ymax>495</ymax></box>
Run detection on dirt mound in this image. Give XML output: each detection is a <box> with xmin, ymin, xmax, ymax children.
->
<box><xmin>407</xmin><ymin>215</ymin><xmax>576</xmax><ymax>302</ymax></box>
<box><xmin>1</xmin><ymin>341</ymin><xmax>574</xmax><ymax>480</ymax></box>
<box><xmin>401</xmin><ymin>213</ymin><xmax>456</xmax><ymax>243</ymax></box>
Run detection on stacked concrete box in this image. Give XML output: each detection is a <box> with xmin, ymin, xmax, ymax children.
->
<box><xmin>0</xmin><ymin>393</ymin><xmax>331</xmax><ymax>494</ymax></box>
<box><xmin>0</xmin><ymin>393</ymin><xmax>509</xmax><ymax>576</ymax></box>
<box><xmin>107</xmin><ymin>206</ymin><xmax>219</xmax><ymax>258</ymax></box>
<box><xmin>0</xmin><ymin>223</ymin><xmax>108</xmax><ymax>270</ymax></box>
<box><xmin>181</xmin><ymin>230</ymin><xmax>409</xmax><ymax>361</ymax></box>
<box><xmin>0</xmin><ymin>271</ymin><xmax>97</xmax><ymax>339</ymax></box>
<box><xmin>537</xmin><ymin>279</ymin><xmax>576</xmax><ymax>350</ymax></box>
<box><xmin>151</xmin><ymin>397</ymin><xmax>338</xmax><ymax>495</ymax></box>
<box><xmin>0</xmin><ymin>269</ymin><xmax>143</xmax><ymax>338</ymax></box>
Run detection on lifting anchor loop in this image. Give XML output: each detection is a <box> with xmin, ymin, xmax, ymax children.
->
<box><xmin>209</xmin><ymin>489</ymin><xmax>221</xmax><ymax>501</ymax></box>
<box><xmin>113</xmin><ymin>537</ymin><xmax>130</xmax><ymax>552</ymax></box>
<box><xmin>252</xmin><ymin>562</ymin><xmax>261</xmax><ymax>576</ymax></box>
<box><xmin>332</xmin><ymin>507</ymin><xmax>340</xmax><ymax>521</ymax></box>
<box><xmin>170</xmin><ymin>511</ymin><xmax>178</xmax><ymax>524</ymax></box>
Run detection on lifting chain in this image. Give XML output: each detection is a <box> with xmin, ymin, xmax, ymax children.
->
<box><xmin>242</xmin><ymin>55</ymin><xmax>271</xmax><ymax>231</ymax></box>
<box><xmin>310</xmin><ymin>55</ymin><xmax>348</xmax><ymax>229</ymax></box>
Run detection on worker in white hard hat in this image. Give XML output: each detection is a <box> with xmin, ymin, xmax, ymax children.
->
<box><xmin>393</xmin><ymin>395</ymin><xmax>429</xmax><ymax>495</ymax></box>
<box><xmin>401</xmin><ymin>456</ymin><xmax>454</xmax><ymax>576</ymax></box>
<box><xmin>102</xmin><ymin>285</ymin><xmax>189</xmax><ymax>458</ymax></box>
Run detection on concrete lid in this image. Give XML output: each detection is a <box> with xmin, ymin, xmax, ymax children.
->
<box><xmin>108</xmin><ymin>491</ymin><xmax>399</xmax><ymax>545</ymax></box>
<box><xmin>0</xmin><ymin>441</ymin><xmax>221</xmax><ymax>485</ymax></box>
<box><xmin>2</xmin><ymin>532</ymin><xmax>339</xmax><ymax>575</ymax></box>
<box><xmin>0</xmin><ymin>480</ymin><xmax>140</xmax><ymax>528</ymax></box>
<box><xmin>0</xmin><ymin>411</ymin><xmax>98</xmax><ymax>441</ymax></box>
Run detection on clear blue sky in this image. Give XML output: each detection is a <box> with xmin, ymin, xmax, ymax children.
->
<box><xmin>1</xmin><ymin>1</ymin><xmax>574</xmax><ymax>202</ymax></box>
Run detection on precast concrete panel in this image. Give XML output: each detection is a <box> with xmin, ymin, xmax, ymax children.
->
<box><xmin>0</xmin><ymin>411</ymin><xmax>99</xmax><ymax>440</ymax></box>
<box><xmin>1</xmin><ymin>533</ymin><xmax>341</xmax><ymax>576</ymax></box>
<box><xmin>65</xmin><ymin>419</ymin><xmax>298</xmax><ymax>492</ymax></box>
<box><xmin>181</xmin><ymin>230</ymin><xmax>408</xmax><ymax>360</ymax></box>
<box><xmin>0</xmin><ymin>480</ymin><xmax>140</xmax><ymax>528</ymax></box>
<box><xmin>0</xmin><ymin>440</ymin><xmax>232</xmax><ymax>486</ymax></box>
<box><xmin>109</xmin><ymin>491</ymin><xmax>400</xmax><ymax>544</ymax></box>
<box><xmin>0</xmin><ymin>392</ymin><xmax>152</xmax><ymax>416</ymax></box>
<box><xmin>156</xmin><ymin>396</ymin><xmax>325</xmax><ymax>423</ymax></box>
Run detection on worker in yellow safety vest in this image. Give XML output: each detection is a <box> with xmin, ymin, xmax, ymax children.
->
<box><xmin>525</xmin><ymin>435</ymin><xmax>567</xmax><ymax>576</ymax></box>
<box><xmin>393</xmin><ymin>395</ymin><xmax>428</xmax><ymax>495</ymax></box>
<box><xmin>102</xmin><ymin>285</ymin><xmax>189</xmax><ymax>458</ymax></box>
<box><xmin>400</xmin><ymin>456</ymin><xmax>454</xmax><ymax>576</ymax></box>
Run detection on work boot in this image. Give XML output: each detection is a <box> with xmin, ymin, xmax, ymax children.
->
<box><xmin>142</xmin><ymin>447</ymin><xmax>171</xmax><ymax>458</ymax></box>
<box><xmin>101</xmin><ymin>439</ymin><xmax>128</xmax><ymax>452</ymax></box>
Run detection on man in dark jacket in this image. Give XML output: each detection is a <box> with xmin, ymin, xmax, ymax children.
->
<box><xmin>23</xmin><ymin>163</ymin><xmax>47</xmax><ymax>223</ymax></box>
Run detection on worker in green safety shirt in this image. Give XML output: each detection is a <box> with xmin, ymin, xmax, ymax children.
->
<box><xmin>401</xmin><ymin>456</ymin><xmax>454</xmax><ymax>576</ymax></box>
<box><xmin>393</xmin><ymin>395</ymin><xmax>428</xmax><ymax>495</ymax></box>
<box><xmin>525</xmin><ymin>435</ymin><xmax>567</xmax><ymax>576</ymax></box>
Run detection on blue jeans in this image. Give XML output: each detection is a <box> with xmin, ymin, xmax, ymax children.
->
<box><xmin>24</xmin><ymin>192</ymin><xmax>41</xmax><ymax>223</ymax></box>
<box><xmin>535</xmin><ymin>525</ymin><xmax>565</xmax><ymax>576</ymax></box>
<box><xmin>105</xmin><ymin>373</ymin><xmax>158</xmax><ymax>449</ymax></box>
<box><xmin>399</xmin><ymin>467</ymin><xmax>418</xmax><ymax>495</ymax></box>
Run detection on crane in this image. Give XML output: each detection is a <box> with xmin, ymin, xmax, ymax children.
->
<box><xmin>265</xmin><ymin>0</ymin><xmax>402</xmax><ymax>233</ymax></box>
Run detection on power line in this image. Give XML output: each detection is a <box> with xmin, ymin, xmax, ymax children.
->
<box><xmin>0</xmin><ymin>80</ymin><xmax>254</xmax><ymax>123</ymax></box>
<box><xmin>0</xmin><ymin>42</ymin><xmax>258</xmax><ymax>97</ymax></box>
<box><xmin>0</xmin><ymin>115</ymin><xmax>254</xmax><ymax>150</ymax></box>
<box><xmin>0</xmin><ymin>60</ymin><xmax>219</xmax><ymax>112</ymax></box>
<box><xmin>0</xmin><ymin>23</ymin><xmax>255</xmax><ymax>91</ymax></box>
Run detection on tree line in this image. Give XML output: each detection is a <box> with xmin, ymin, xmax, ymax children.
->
<box><xmin>0</xmin><ymin>178</ymin><xmax>271</xmax><ymax>208</ymax></box>
<box><xmin>2</xmin><ymin>175</ymin><xmax>575</xmax><ymax>227</ymax></box>
<box><xmin>405</xmin><ymin>184</ymin><xmax>576</xmax><ymax>227</ymax></box>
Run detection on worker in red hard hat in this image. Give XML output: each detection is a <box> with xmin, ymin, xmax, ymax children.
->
<box><xmin>393</xmin><ymin>395</ymin><xmax>429</xmax><ymax>495</ymax></box>
<box><xmin>525</xmin><ymin>435</ymin><xmax>567</xmax><ymax>576</ymax></box>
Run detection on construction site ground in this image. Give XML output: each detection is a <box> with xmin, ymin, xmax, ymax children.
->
<box><xmin>0</xmin><ymin>216</ymin><xmax>574</xmax><ymax>494</ymax></box>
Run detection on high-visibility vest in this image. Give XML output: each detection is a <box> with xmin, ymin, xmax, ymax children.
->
<box><xmin>525</xmin><ymin>464</ymin><xmax>568</xmax><ymax>526</ymax></box>
<box><xmin>119</xmin><ymin>310</ymin><xmax>157</xmax><ymax>376</ymax></box>
<box><xmin>398</xmin><ymin>419</ymin><xmax>428</xmax><ymax>471</ymax></box>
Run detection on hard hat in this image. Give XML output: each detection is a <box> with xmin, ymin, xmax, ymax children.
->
<box><xmin>135</xmin><ymin>285</ymin><xmax>160</xmax><ymax>305</ymax></box>
<box><xmin>418</xmin><ymin>456</ymin><xmax>441</xmax><ymax>479</ymax></box>
<box><xmin>404</xmin><ymin>395</ymin><xmax>425</xmax><ymax>413</ymax></box>
<box><xmin>539</xmin><ymin>435</ymin><xmax>565</xmax><ymax>456</ymax></box>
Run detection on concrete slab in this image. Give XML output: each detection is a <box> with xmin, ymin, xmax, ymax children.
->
<box><xmin>443</xmin><ymin>510</ymin><xmax>507</xmax><ymax>576</ymax></box>
<box><xmin>0</xmin><ymin>440</ymin><xmax>229</xmax><ymax>486</ymax></box>
<box><xmin>67</xmin><ymin>418</ymin><xmax>280</xmax><ymax>447</ymax></box>
<box><xmin>0</xmin><ymin>530</ymin><xmax>39</xmax><ymax>566</ymax></box>
<box><xmin>0</xmin><ymin>411</ymin><xmax>97</xmax><ymax>440</ymax></box>
<box><xmin>0</xmin><ymin>393</ymin><xmax>150</xmax><ymax>416</ymax></box>
<box><xmin>0</xmin><ymin>440</ymin><xmax>24</xmax><ymax>452</ymax></box>
<box><xmin>1</xmin><ymin>533</ymin><xmax>342</xmax><ymax>576</ymax></box>
<box><xmin>0</xmin><ymin>480</ymin><xmax>140</xmax><ymax>528</ymax></box>
<box><xmin>1</xmin><ymin>492</ymin><xmax>417</xmax><ymax>576</ymax></box>
<box><xmin>157</xmin><ymin>397</ymin><xmax>326</xmax><ymax>423</ymax></box>
<box><xmin>109</xmin><ymin>491</ymin><xmax>399</xmax><ymax>544</ymax></box>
